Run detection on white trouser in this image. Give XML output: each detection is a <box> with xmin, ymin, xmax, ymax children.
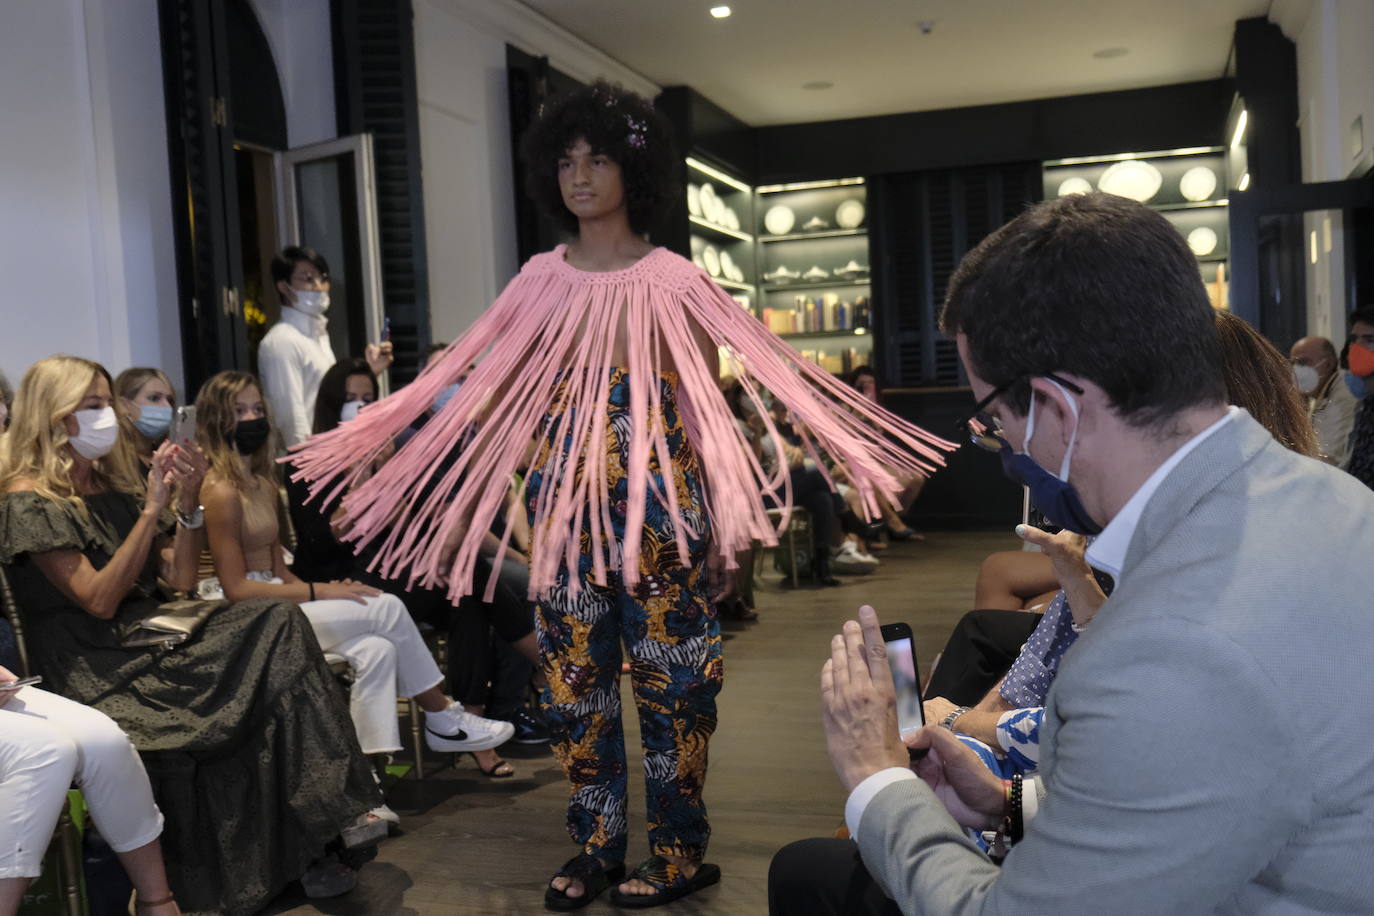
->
<box><xmin>275</xmin><ymin>582</ymin><xmax>442</xmax><ymax>754</ymax></box>
<box><xmin>0</xmin><ymin>687</ymin><xmax>164</xmax><ymax>879</ymax></box>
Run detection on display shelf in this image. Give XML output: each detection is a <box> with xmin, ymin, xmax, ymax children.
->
<box><xmin>1153</xmin><ymin>199</ymin><xmax>1230</xmax><ymax>213</ymax></box>
<box><xmin>711</xmin><ymin>277</ymin><xmax>754</xmax><ymax>292</ymax></box>
<box><xmin>763</xmin><ymin>279</ymin><xmax>869</xmax><ymax>293</ymax></box>
<box><xmin>689</xmin><ymin>215</ymin><xmax>753</xmax><ymax>243</ymax></box>
<box><xmin>780</xmin><ymin>328</ymin><xmax>873</xmax><ymax>340</ymax></box>
<box><xmin>760</xmin><ymin>228</ymin><xmax>866</xmax><ymax>243</ymax></box>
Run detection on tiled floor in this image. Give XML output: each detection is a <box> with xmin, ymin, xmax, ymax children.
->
<box><xmin>266</xmin><ymin>529</ymin><xmax>1016</xmax><ymax>915</ymax></box>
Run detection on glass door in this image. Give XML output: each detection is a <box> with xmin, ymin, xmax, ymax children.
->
<box><xmin>275</xmin><ymin>134</ymin><xmax>388</xmax><ymax>393</ymax></box>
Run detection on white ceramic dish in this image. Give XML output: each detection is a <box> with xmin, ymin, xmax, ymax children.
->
<box><xmin>802</xmin><ymin>265</ymin><xmax>830</xmax><ymax>281</ymax></box>
<box><xmin>686</xmin><ymin>184</ymin><xmax>702</xmax><ymax>217</ymax></box>
<box><xmin>703</xmin><ymin>246</ymin><xmax>721</xmax><ymax>277</ymax></box>
<box><xmin>834</xmin><ymin>259</ymin><xmax>868</xmax><ymax>278</ymax></box>
<box><xmin>1179</xmin><ymin>166</ymin><xmax>1218</xmax><ymax>202</ymax></box>
<box><xmin>1097</xmin><ymin>159</ymin><xmax>1163</xmax><ymax>202</ymax></box>
<box><xmin>835</xmin><ymin>199</ymin><xmax>865</xmax><ymax>229</ymax></box>
<box><xmin>1056</xmin><ymin>176</ymin><xmax>1093</xmax><ymax>197</ymax></box>
<box><xmin>719</xmin><ymin>250</ymin><xmax>736</xmax><ymax>274</ymax></box>
<box><xmin>1187</xmin><ymin>226</ymin><xmax>1218</xmax><ymax>256</ymax></box>
<box><xmin>802</xmin><ymin>216</ymin><xmax>829</xmax><ymax>231</ymax></box>
<box><xmin>764</xmin><ymin>265</ymin><xmax>800</xmax><ymax>284</ymax></box>
<box><xmin>764</xmin><ymin>205</ymin><xmax>795</xmax><ymax>235</ymax></box>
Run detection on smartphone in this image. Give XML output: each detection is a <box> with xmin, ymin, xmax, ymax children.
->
<box><xmin>881</xmin><ymin>622</ymin><xmax>927</xmax><ymax>757</ymax></box>
<box><xmin>0</xmin><ymin>675</ymin><xmax>41</xmax><ymax>690</ymax></box>
<box><xmin>381</xmin><ymin>316</ymin><xmax>392</xmax><ymax>343</ymax></box>
<box><xmin>170</xmin><ymin>406</ymin><xmax>197</xmax><ymax>449</ymax></box>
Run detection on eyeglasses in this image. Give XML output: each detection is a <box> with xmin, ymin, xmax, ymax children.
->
<box><xmin>958</xmin><ymin>373</ymin><xmax>1085</xmax><ymax>452</ymax></box>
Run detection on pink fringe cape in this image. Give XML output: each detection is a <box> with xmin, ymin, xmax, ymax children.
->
<box><xmin>288</xmin><ymin>245</ymin><xmax>955</xmax><ymax>601</ymax></box>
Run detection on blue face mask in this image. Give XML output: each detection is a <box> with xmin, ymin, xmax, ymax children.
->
<box><xmin>432</xmin><ymin>383</ymin><xmax>461</xmax><ymax>413</ymax></box>
<box><xmin>1344</xmin><ymin>369</ymin><xmax>1368</xmax><ymax>401</ymax></box>
<box><xmin>995</xmin><ymin>380</ymin><xmax>1103</xmax><ymax>536</ymax></box>
<box><xmin>134</xmin><ymin>404</ymin><xmax>173</xmax><ymax>440</ymax></box>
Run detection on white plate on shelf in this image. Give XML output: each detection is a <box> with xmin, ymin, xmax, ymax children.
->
<box><xmin>764</xmin><ymin>265</ymin><xmax>800</xmax><ymax>284</ymax></box>
<box><xmin>719</xmin><ymin>250</ymin><xmax>736</xmax><ymax>275</ymax></box>
<box><xmin>723</xmin><ymin>208</ymin><xmax>740</xmax><ymax>231</ymax></box>
<box><xmin>687</xmin><ymin>184</ymin><xmax>702</xmax><ymax>217</ymax></box>
<box><xmin>692</xmin><ymin>254</ymin><xmax>706</xmax><ymax>270</ymax></box>
<box><xmin>703</xmin><ymin>245</ymin><xmax>721</xmax><ymax>277</ymax></box>
<box><xmin>834</xmin><ymin>259</ymin><xmax>868</xmax><ymax>278</ymax></box>
<box><xmin>835</xmin><ymin>199</ymin><xmax>865</xmax><ymax>229</ymax></box>
<box><xmin>802</xmin><ymin>265</ymin><xmax>830</xmax><ymax>281</ymax></box>
<box><xmin>764</xmin><ymin>205</ymin><xmax>795</xmax><ymax>235</ymax></box>
<box><xmin>1056</xmin><ymin>176</ymin><xmax>1093</xmax><ymax>197</ymax></box>
<box><xmin>1187</xmin><ymin>226</ymin><xmax>1218</xmax><ymax>256</ymax></box>
<box><xmin>802</xmin><ymin>215</ymin><xmax>829</xmax><ymax>231</ymax></box>
<box><xmin>1097</xmin><ymin>159</ymin><xmax>1162</xmax><ymax>202</ymax></box>
<box><xmin>1179</xmin><ymin>166</ymin><xmax>1218</xmax><ymax>202</ymax></box>
<box><xmin>727</xmin><ymin>264</ymin><xmax>745</xmax><ymax>283</ymax></box>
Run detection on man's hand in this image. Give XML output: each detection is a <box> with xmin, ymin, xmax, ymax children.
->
<box><xmin>364</xmin><ymin>341</ymin><xmax>394</xmax><ymax>376</ymax></box>
<box><xmin>907</xmin><ymin>725</ymin><xmax>1007</xmax><ymax>830</ymax></box>
<box><xmin>820</xmin><ymin>605</ymin><xmax>911</xmax><ymax>793</ymax></box>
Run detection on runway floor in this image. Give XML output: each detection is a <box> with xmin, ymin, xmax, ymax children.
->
<box><xmin>266</xmin><ymin>528</ymin><xmax>1016</xmax><ymax>915</ymax></box>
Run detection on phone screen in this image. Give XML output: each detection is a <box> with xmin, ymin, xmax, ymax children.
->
<box><xmin>885</xmin><ymin>635</ymin><xmax>925</xmax><ymax>737</ymax></box>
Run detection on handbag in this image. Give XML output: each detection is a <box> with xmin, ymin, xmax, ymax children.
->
<box><xmin>120</xmin><ymin>598</ymin><xmax>226</xmax><ymax>648</ymax></box>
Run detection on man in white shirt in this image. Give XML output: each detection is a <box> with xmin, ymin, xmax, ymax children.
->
<box><xmin>1289</xmin><ymin>335</ymin><xmax>1357</xmax><ymax>466</ymax></box>
<box><xmin>769</xmin><ymin>193</ymin><xmax>1374</xmax><ymax>916</ymax></box>
<box><xmin>258</xmin><ymin>246</ymin><xmax>392</xmax><ymax>447</ymax></box>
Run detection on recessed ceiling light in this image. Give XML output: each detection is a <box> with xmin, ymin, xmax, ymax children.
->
<box><xmin>1092</xmin><ymin>47</ymin><xmax>1129</xmax><ymax>59</ymax></box>
<box><xmin>710</xmin><ymin>5</ymin><xmax>731</xmax><ymax>17</ymax></box>
<box><xmin>802</xmin><ymin>80</ymin><xmax>833</xmax><ymax>91</ymax></box>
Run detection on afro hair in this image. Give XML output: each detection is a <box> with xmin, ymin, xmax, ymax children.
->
<box><xmin>519</xmin><ymin>80</ymin><xmax>679</xmax><ymax>238</ymax></box>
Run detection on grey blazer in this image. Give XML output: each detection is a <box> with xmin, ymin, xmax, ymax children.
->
<box><xmin>858</xmin><ymin>412</ymin><xmax>1374</xmax><ymax>915</ymax></box>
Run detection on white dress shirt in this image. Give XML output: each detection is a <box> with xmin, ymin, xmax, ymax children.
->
<box><xmin>257</xmin><ymin>306</ymin><xmax>335</xmax><ymax>447</ymax></box>
<box><xmin>845</xmin><ymin>406</ymin><xmax>1239</xmax><ymax>843</ymax></box>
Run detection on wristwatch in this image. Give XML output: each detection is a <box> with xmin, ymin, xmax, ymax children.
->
<box><xmin>176</xmin><ymin>504</ymin><xmax>205</xmax><ymax>529</ymax></box>
<box><xmin>940</xmin><ymin>705</ymin><xmax>971</xmax><ymax>732</ymax></box>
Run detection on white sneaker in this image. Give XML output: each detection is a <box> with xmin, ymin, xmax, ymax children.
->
<box><xmin>424</xmin><ymin>701</ymin><xmax>516</xmax><ymax>752</ymax></box>
<box><xmin>831</xmin><ymin>541</ymin><xmax>878</xmax><ymax>575</ymax></box>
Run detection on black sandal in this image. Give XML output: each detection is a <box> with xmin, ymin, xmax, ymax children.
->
<box><xmin>469</xmin><ymin>752</ymin><xmax>515</xmax><ymax>778</ymax></box>
<box><xmin>544</xmin><ymin>853</ymin><xmax>626</xmax><ymax>911</ymax></box>
<box><xmin>609</xmin><ymin>855</ymin><xmax>721</xmax><ymax>908</ymax></box>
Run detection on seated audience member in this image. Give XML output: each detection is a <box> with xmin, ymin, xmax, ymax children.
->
<box><xmin>0</xmin><ymin>356</ymin><xmax>381</xmax><ymax>911</ymax></box>
<box><xmin>0</xmin><ymin>370</ymin><xmax>11</xmax><ymax>432</ymax></box>
<box><xmin>0</xmin><ymin>672</ymin><xmax>177</xmax><ymax>916</ymax></box>
<box><xmin>1289</xmin><ymin>335</ymin><xmax>1357</xmax><ymax>465</ymax></box>
<box><xmin>195</xmin><ymin>369</ymin><xmax>515</xmax><ymax>808</ymax></box>
<box><xmin>112</xmin><ymin>367</ymin><xmax>178</xmax><ymax>472</ymax></box>
<box><xmin>848</xmin><ymin>366</ymin><xmax>923</xmax><ymax>541</ymax></box>
<box><xmin>1343</xmin><ymin>306</ymin><xmax>1374</xmax><ymax>489</ymax></box>
<box><xmin>288</xmin><ymin>358</ymin><xmax>546</xmax><ymax>774</ymax></box>
<box><xmin>257</xmin><ymin>247</ymin><xmax>393</xmax><ymax>448</ymax></box>
<box><xmin>773</xmin><ymin>192</ymin><xmax>1374</xmax><ymax>915</ymax></box>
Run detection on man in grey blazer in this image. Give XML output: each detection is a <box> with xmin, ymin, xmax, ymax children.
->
<box><xmin>770</xmin><ymin>192</ymin><xmax>1374</xmax><ymax>915</ymax></box>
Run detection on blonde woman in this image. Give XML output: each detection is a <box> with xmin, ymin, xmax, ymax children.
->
<box><xmin>111</xmin><ymin>367</ymin><xmax>178</xmax><ymax>473</ymax></box>
<box><xmin>0</xmin><ymin>355</ymin><xmax>382</xmax><ymax>912</ymax></box>
<box><xmin>194</xmin><ymin>371</ymin><xmax>514</xmax><ymax>812</ymax></box>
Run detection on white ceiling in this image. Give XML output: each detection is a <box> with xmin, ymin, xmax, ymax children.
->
<box><xmin>515</xmin><ymin>0</ymin><xmax>1272</xmax><ymax>126</ymax></box>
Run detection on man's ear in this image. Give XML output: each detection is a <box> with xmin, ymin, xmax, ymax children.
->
<box><xmin>276</xmin><ymin>279</ymin><xmax>296</xmax><ymax>305</ymax></box>
<box><xmin>1026</xmin><ymin>377</ymin><xmax>1077</xmax><ymax>446</ymax></box>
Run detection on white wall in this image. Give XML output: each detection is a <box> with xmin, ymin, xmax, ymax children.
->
<box><xmin>1275</xmin><ymin>0</ymin><xmax>1374</xmax><ymax>341</ymax></box>
<box><xmin>249</xmin><ymin>0</ymin><xmax>337</xmax><ymax>148</ymax></box>
<box><xmin>0</xmin><ymin>0</ymin><xmax>182</xmax><ymax>392</ymax></box>
<box><xmin>413</xmin><ymin>0</ymin><xmax>657</xmax><ymax>342</ymax></box>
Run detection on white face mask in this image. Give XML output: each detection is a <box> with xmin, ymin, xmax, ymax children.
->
<box><xmin>1292</xmin><ymin>364</ymin><xmax>1320</xmax><ymax>395</ymax></box>
<box><xmin>291</xmin><ymin>289</ymin><xmax>330</xmax><ymax>316</ymax></box>
<box><xmin>340</xmin><ymin>400</ymin><xmax>363</xmax><ymax>423</ymax></box>
<box><xmin>69</xmin><ymin>406</ymin><xmax>119</xmax><ymax>459</ymax></box>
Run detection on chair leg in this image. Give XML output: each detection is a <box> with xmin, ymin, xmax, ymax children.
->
<box><xmin>787</xmin><ymin>525</ymin><xmax>799</xmax><ymax>589</ymax></box>
<box><xmin>408</xmin><ymin>698</ymin><xmax>426</xmax><ymax>780</ymax></box>
<box><xmin>57</xmin><ymin>798</ymin><xmax>81</xmax><ymax>916</ymax></box>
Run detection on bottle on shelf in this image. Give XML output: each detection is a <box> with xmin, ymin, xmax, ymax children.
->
<box><xmin>852</xmin><ymin>296</ymin><xmax>870</xmax><ymax>330</ymax></box>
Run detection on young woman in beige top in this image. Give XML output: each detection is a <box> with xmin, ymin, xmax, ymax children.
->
<box><xmin>195</xmin><ymin>371</ymin><xmax>515</xmax><ymax>826</ymax></box>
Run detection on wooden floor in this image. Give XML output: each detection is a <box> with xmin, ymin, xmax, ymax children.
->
<box><xmin>266</xmin><ymin>529</ymin><xmax>1015</xmax><ymax>916</ymax></box>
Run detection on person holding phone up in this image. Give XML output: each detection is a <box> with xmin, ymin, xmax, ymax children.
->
<box><xmin>258</xmin><ymin>246</ymin><xmax>394</xmax><ymax>448</ymax></box>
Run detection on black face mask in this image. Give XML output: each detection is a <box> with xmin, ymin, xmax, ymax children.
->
<box><xmin>232</xmin><ymin>417</ymin><xmax>271</xmax><ymax>455</ymax></box>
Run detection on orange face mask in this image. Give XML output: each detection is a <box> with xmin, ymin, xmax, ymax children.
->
<box><xmin>1350</xmin><ymin>343</ymin><xmax>1374</xmax><ymax>378</ymax></box>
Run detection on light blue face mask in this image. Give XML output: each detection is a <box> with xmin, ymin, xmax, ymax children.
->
<box><xmin>134</xmin><ymin>404</ymin><xmax>173</xmax><ymax>440</ymax></box>
<box><xmin>432</xmin><ymin>383</ymin><xmax>461</xmax><ymax>413</ymax></box>
<box><xmin>1344</xmin><ymin>369</ymin><xmax>1368</xmax><ymax>400</ymax></box>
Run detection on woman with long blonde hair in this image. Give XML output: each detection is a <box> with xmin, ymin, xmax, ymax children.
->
<box><xmin>0</xmin><ymin>355</ymin><xmax>383</xmax><ymax>911</ymax></box>
<box><xmin>108</xmin><ymin>367</ymin><xmax>179</xmax><ymax>486</ymax></box>
<box><xmin>195</xmin><ymin>371</ymin><xmax>515</xmax><ymax>828</ymax></box>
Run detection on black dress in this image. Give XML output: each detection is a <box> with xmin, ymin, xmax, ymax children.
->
<box><xmin>0</xmin><ymin>489</ymin><xmax>381</xmax><ymax>916</ymax></box>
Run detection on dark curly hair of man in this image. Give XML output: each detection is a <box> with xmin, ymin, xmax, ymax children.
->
<box><xmin>519</xmin><ymin>80</ymin><xmax>679</xmax><ymax>238</ymax></box>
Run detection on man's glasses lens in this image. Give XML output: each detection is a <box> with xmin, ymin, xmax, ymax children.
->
<box><xmin>962</xmin><ymin>413</ymin><xmax>1005</xmax><ymax>452</ymax></box>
